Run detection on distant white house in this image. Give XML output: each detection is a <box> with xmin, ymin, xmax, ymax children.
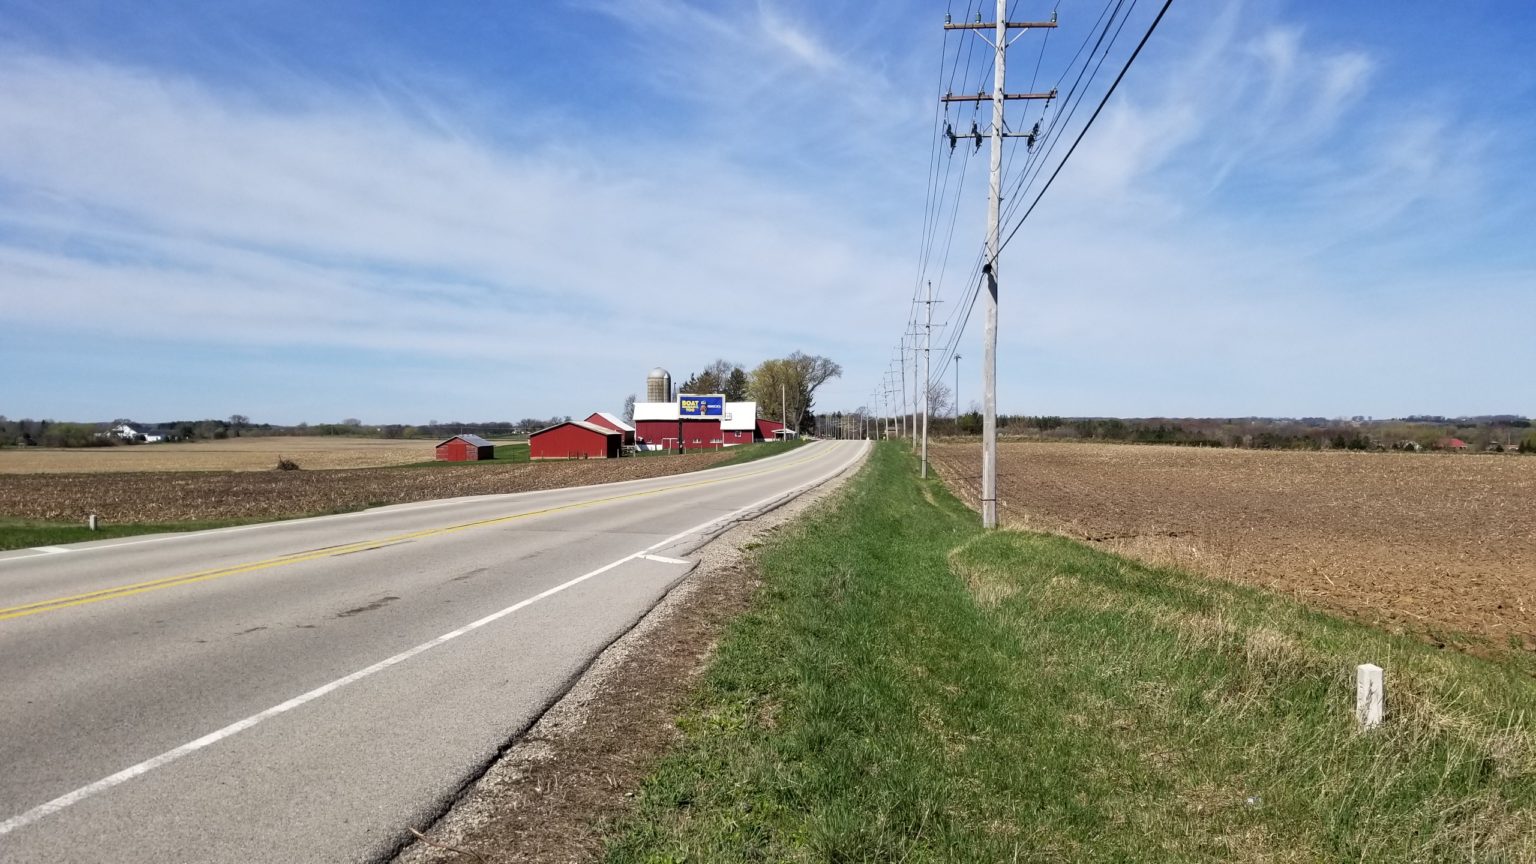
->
<box><xmin>108</xmin><ymin>424</ymin><xmax>164</xmax><ymax>444</ymax></box>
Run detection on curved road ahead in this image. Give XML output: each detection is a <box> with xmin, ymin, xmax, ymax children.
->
<box><xmin>0</xmin><ymin>439</ymin><xmax>868</xmax><ymax>863</ymax></box>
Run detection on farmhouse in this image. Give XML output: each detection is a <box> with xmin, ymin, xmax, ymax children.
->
<box><xmin>105</xmin><ymin>423</ymin><xmax>165</xmax><ymax>444</ymax></box>
<box><xmin>530</xmin><ymin>420</ymin><xmax>621</xmax><ymax>460</ymax></box>
<box><xmin>584</xmin><ymin>412</ymin><xmax>636</xmax><ymax>446</ymax></box>
<box><xmin>436</xmin><ymin>434</ymin><xmax>495</xmax><ymax>462</ymax></box>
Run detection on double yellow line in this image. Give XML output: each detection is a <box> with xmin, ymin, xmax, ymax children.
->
<box><xmin>0</xmin><ymin>446</ymin><xmax>833</xmax><ymax>623</ymax></box>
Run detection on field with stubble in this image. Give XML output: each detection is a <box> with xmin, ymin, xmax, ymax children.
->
<box><xmin>0</xmin><ymin>437</ymin><xmax>444</xmax><ymax>473</ymax></box>
<box><xmin>0</xmin><ymin>451</ymin><xmax>735</xmax><ymax>523</ymax></box>
<box><xmin>930</xmin><ymin>441</ymin><xmax>1536</xmax><ymax>657</ymax></box>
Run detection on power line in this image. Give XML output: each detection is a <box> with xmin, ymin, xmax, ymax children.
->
<box><xmin>926</xmin><ymin>0</ymin><xmax>1168</xmax><ymax>395</ymax></box>
<box><xmin>993</xmin><ymin>0</ymin><xmax>1172</xmax><ymax>264</ymax></box>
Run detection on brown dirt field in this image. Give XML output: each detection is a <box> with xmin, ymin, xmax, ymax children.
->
<box><xmin>0</xmin><ymin>437</ymin><xmax>476</xmax><ymax>473</ymax></box>
<box><xmin>930</xmin><ymin>441</ymin><xmax>1536</xmax><ymax>657</ymax></box>
<box><xmin>0</xmin><ymin>453</ymin><xmax>732</xmax><ymax>523</ymax></box>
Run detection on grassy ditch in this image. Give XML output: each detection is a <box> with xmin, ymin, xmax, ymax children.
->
<box><xmin>606</xmin><ymin>443</ymin><xmax>1536</xmax><ymax>862</ymax></box>
<box><xmin>0</xmin><ymin>517</ymin><xmax>254</xmax><ymax>551</ymax></box>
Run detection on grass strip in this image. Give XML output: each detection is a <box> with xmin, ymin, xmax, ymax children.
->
<box><xmin>0</xmin><ymin>518</ymin><xmax>257</xmax><ymax>551</ymax></box>
<box><xmin>605</xmin><ymin>442</ymin><xmax>1536</xmax><ymax>862</ymax></box>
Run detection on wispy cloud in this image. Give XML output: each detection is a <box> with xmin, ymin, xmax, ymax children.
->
<box><xmin>0</xmin><ymin>53</ymin><xmax>905</xmax><ymax>388</ymax></box>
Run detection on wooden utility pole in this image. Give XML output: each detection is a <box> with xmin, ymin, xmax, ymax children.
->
<box><xmin>920</xmin><ymin>281</ymin><xmax>937</xmax><ymax>478</ymax></box>
<box><xmin>903</xmin><ymin>322</ymin><xmax>915</xmax><ymax>451</ymax></box>
<box><xmin>943</xmin><ymin>2</ymin><xmax>1056</xmax><ymax>528</ymax></box>
<box><xmin>954</xmin><ymin>354</ymin><xmax>961</xmax><ymax>421</ymax></box>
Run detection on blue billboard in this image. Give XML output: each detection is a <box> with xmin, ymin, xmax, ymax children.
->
<box><xmin>678</xmin><ymin>394</ymin><xmax>725</xmax><ymax>417</ymax></box>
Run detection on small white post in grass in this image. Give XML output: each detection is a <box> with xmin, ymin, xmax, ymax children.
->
<box><xmin>1356</xmin><ymin>663</ymin><xmax>1384</xmax><ymax>731</ymax></box>
<box><xmin>86</xmin><ymin>514</ymin><xmax>99</xmax><ymax>532</ymax></box>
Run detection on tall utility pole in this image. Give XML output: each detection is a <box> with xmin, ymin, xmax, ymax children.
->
<box><xmin>920</xmin><ymin>281</ymin><xmax>937</xmax><ymax>478</ymax></box>
<box><xmin>894</xmin><ymin>347</ymin><xmax>908</xmax><ymax>446</ymax></box>
<box><xmin>903</xmin><ymin>319</ymin><xmax>915</xmax><ymax>451</ymax></box>
<box><xmin>954</xmin><ymin>354</ymin><xmax>961</xmax><ymax>420</ymax></box>
<box><xmin>943</xmin><ymin>3</ymin><xmax>1056</xmax><ymax>528</ymax></box>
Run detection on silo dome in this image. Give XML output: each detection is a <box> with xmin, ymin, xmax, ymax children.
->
<box><xmin>646</xmin><ymin>367</ymin><xmax>673</xmax><ymax>403</ymax></box>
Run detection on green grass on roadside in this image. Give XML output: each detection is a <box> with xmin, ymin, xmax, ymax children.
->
<box><xmin>0</xmin><ymin>518</ymin><xmax>255</xmax><ymax>552</ymax></box>
<box><xmin>606</xmin><ymin>443</ymin><xmax>1536</xmax><ymax>862</ymax></box>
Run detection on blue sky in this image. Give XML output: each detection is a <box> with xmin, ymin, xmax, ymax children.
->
<box><xmin>1</xmin><ymin>0</ymin><xmax>1532</xmax><ymax>424</ymax></box>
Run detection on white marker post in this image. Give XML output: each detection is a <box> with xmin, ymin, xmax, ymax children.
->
<box><xmin>1356</xmin><ymin>663</ymin><xmax>1384</xmax><ymax>731</ymax></box>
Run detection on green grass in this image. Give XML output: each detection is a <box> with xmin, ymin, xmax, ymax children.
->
<box><xmin>0</xmin><ymin>518</ymin><xmax>256</xmax><ymax>551</ymax></box>
<box><xmin>605</xmin><ymin>443</ymin><xmax>1536</xmax><ymax>862</ymax></box>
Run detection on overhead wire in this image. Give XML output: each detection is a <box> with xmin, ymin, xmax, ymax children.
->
<box><xmin>926</xmin><ymin>0</ymin><xmax>1149</xmax><ymax>395</ymax></box>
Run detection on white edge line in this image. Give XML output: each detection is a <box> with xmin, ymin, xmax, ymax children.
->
<box><xmin>30</xmin><ymin>547</ymin><xmax>69</xmax><ymax>555</ymax></box>
<box><xmin>0</xmin><ymin>441</ymin><xmax>866</xmax><ymax>838</ymax></box>
<box><xmin>638</xmin><ymin>554</ymin><xmax>692</xmax><ymax>565</ymax></box>
<box><xmin>0</xmin><ymin>441</ymin><xmax>832</xmax><ymax>563</ymax></box>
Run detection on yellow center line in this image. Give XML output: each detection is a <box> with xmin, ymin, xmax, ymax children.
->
<box><xmin>0</xmin><ymin>444</ymin><xmax>836</xmax><ymax>623</ymax></box>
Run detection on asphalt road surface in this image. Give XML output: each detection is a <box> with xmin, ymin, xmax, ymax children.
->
<box><xmin>0</xmin><ymin>439</ymin><xmax>868</xmax><ymax>863</ymax></box>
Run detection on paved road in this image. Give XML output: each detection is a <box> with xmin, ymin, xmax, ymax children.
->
<box><xmin>0</xmin><ymin>440</ymin><xmax>867</xmax><ymax>863</ymax></box>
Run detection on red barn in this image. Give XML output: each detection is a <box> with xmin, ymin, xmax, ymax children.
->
<box><xmin>633</xmin><ymin>401</ymin><xmax>682</xmax><ymax>451</ymax></box>
<box><xmin>436</xmin><ymin>434</ymin><xmax>495</xmax><ymax>462</ymax></box>
<box><xmin>530</xmin><ymin>421</ymin><xmax>621</xmax><ymax>460</ymax></box>
<box><xmin>721</xmin><ymin>401</ymin><xmax>757</xmax><ymax>446</ymax></box>
<box><xmin>756</xmin><ymin>419</ymin><xmax>788</xmax><ymax>442</ymax></box>
<box><xmin>584</xmin><ymin>411</ymin><xmax>636</xmax><ymax>446</ymax></box>
<box><xmin>680</xmin><ymin>418</ymin><xmax>723</xmax><ymax>450</ymax></box>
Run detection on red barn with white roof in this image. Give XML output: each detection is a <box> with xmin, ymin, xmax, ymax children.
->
<box><xmin>529</xmin><ymin>420</ymin><xmax>621</xmax><ymax>460</ymax></box>
<box><xmin>585</xmin><ymin>412</ymin><xmax>636</xmax><ymax>446</ymax></box>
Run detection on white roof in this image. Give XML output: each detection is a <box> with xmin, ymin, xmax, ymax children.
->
<box><xmin>632</xmin><ymin>401</ymin><xmax>678</xmax><ymax>422</ymax></box>
<box><xmin>589</xmin><ymin>411</ymin><xmax>635</xmax><ymax>433</ymax></box>
<box><xmin>722</xmin><ymin>401</ymin><xmax>758</xmax><ymax>431</ymax></box>
<box><xmin>438</xmin><ymin>434</ymin><xmax>494</xmax><ymax>448</ymax></box>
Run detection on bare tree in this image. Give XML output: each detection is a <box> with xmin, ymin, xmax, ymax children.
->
<box><xmin>622</xmin><ymin>394</ymin><xmax>636</xmax><ymax>423</ymax></box>
<box><xmin>925</xmin><ymin>381</ymin><xmax>952</xmax><ymax>418</ymax></box>
<box><xmin>748</xmin><ymin>352</ymin><xmax>842</xmax><ymax>432</ymax></box>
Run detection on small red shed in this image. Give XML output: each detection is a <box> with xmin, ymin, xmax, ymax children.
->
<box><xmin>530</xmin><ymin>420</ymin><xmax>621</xmax><ymax>460</ymax></box>
<box><xmin>436</xmin><ymin>434</ymin><xmax>495</xmax><ymax>462</ymax></box>
<box><xmin>585</xmin><ymin>411</ymin><xmax>636</xmax><ymax>446</ymax></box>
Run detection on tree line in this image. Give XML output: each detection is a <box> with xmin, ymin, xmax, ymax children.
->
<box><xmin>626</xmin><ymin>352</ymin><xmax>842</xmax><ymax>434</ymax></box>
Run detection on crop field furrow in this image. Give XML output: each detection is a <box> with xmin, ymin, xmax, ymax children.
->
<box><xmin>930</xmin><ymin>441</ymin><xmax>1536</xmax><ymax>660</ymax></box>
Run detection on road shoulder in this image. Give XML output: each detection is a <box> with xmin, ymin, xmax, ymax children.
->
<box><xmin>391</xmin><ymin>443</ymin><xmax>863</xmax><ymax>864</ymax></box>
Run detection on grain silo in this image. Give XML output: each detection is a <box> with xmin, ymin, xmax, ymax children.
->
<box><xmin>646</xmin><ymin>367</ymin><xmax>672</xmax><ymax>403</ymax></box>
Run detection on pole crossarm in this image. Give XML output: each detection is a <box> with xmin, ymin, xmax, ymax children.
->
<box><xmin>943</xmin><ymin>20</ymin><xmax>1058</xmax><ymax>30</ymax></box>
<box><xmin>941</xmin><ymin>90</ymin><xmax>1057</xmax><ymax>103</ymax></box>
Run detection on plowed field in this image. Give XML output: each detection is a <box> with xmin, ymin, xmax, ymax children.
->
<box><xmin>0</xmin><ymin>453</ymin><xmax>734</xmax><ymax>523</ymax></box>
<box><xmin>930</xmin><ymin>441</ymin><xmax>1536</xmax><ymax>656</ymax></box>
<box><xmin>0</xmin><ymin>437</ymin><xmax>441</xmax><ymax>473</ymax></box>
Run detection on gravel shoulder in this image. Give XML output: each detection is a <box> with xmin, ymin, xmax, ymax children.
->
<box><xmin>389</xmin><ymin>445</ymin><xmax>865</xmax><ymax>864</ymax></box>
